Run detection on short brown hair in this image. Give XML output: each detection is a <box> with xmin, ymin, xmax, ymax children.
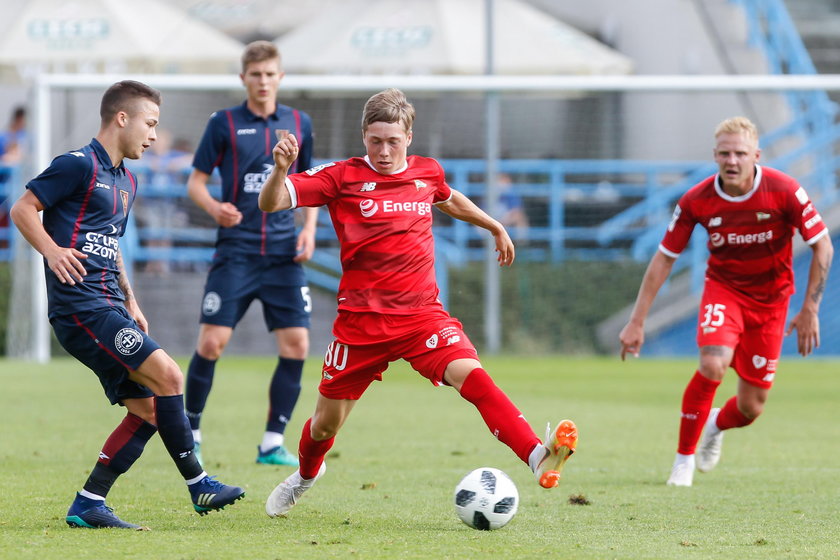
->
<box><xmin>99</xmin><ymin>80</ymin><xmax>161</xmax><ymax>123</ymax></box>
<box><xmin>242</xmin><ymin>40</ymin><xmax>281</xmax><ymax>73</ymax></box>
<box><xmin>361</xmin><ymin>88</ymin><xmax>415</xmax><ymax>133</ymax></box>
<box><xmin>715</xmin><ymin>116</ymin><xmax>759</xmax><ymax>145</ymax></box>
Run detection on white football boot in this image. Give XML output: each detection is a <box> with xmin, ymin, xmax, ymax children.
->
<box><xmin>265</xmin><ymin>462</ymin><xmax>326</xmax><ymax>517</ymax></box>
<box><xmin>666</xmin><ymin>453</ymin><xmax>695</xmax><ymax>486</ymax></box>
<box><xmin>696</xmin><ymin>408</ymin><xmax>723</xmax><ymax>473</ymax></box>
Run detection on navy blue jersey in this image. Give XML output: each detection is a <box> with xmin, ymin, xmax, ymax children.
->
<box><xmin>192</xmin><ymin>101</ymin><xmax>314</xmax><ymax>257</ymax></box>
<box><xmin>26</xmin><ymin>139</ymin><xmax>137</xmax><ymax>318</ymax></box>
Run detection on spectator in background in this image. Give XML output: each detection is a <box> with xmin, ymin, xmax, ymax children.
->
<box><xmin>133</xmin><ymin>129</ymin><xmax>192</xmax><ymax>275</ymax></box>
<box><xmin>0</xmin><ymin>106</ymin><xmax>28</xmax><ymax>164</ymax></box>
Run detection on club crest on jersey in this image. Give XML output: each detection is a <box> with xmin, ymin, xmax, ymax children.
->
<box><xmin>414</xmin><ymin>179</ymin><xmax>428</xmax><ymax>190</ymax></box>
<box><xmin>115</xmin><ymin>328</ymin><xmax>143</xmax><ymax>355</ymax></box>
<box><xmin>756</xmin><ymin>211</ymin><xmax>771</xmax><ymax>221</ymax></box>
<box><xmin>359</xmin><ymin>182</ymin><xmax>377</xmax><ymax>192</ymax></box>
<box><xmin>425</xmin><ymin>334</ymin><xmax>439</xmax><ymax>348</ymax></box>
<box><xmin>120</xmin><ymin>190</ymin><xmax>129</xmax><ymax>215</ymax></box>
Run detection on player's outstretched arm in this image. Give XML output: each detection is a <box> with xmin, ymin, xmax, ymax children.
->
<box><xmin>10</xmin><ymin>190</ymin><xmax>88</xmax><ymax>285</ymax></box>
<box><xmin>187</xmin><ymin>168</ymin><xmax>242</xmax><ymax>228</ymax></box>
<box><xmin>619</xmin><ymin>250</ymin><xmax>676</xmax><ymax>360</ymax></box>
<box><xmin>259</xmin><ymin>133</ymin><xmax>299</xmax><ymax>212</ymax></box>
<box><xmin>436</xmin><ymin>189</ymin><xmax>514</xmax><ymax>266</ymax></box>
<box><xmin>785</xmin><ymin>234</ymin><xmax>833</xmax><ymax>356</ymax></box>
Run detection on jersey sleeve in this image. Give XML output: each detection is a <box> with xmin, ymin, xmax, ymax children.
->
<box><xmin>26</xmin><ymin>152</ymin><xmax>92</xmax><ymax>209</ymax></box>
<box><xmin>287</xmin><ymin>161</ymin><xmax>341</xmax><ymax>208</ymax></box>
<box><xmin>192</xmin><ymin>111</ymin><xmax>226</xmax><ymax>175</ymax></box>
<box><xmin>788</xmin><ymin>184</ymin><xmax>828</xmax><ymax>244</ymax></box>
<box><xmin>659</xmin><ymin>196</ymin><xmax>696</xmax><ymax>258</ymax></box>
<box><xmin>432</xmin><ymin>159</ymin><xmax>452</xmax><ymax>203</ymax></box>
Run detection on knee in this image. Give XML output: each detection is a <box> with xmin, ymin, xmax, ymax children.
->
<box><xmin>153</xmin><ymin>363</ymin><xmax>185</xmax><ymax>396</ymax></box>
<box><xmin>279</xmin><ymin>331</ymin><xmax>309</xmax><ymax>360</ymax></box>
<box><xmin>739</xmin><ymin>399</ymin><xmax>765</xmax><ymax>420</ymax></box>
<box><xmin>309</xmin><ymin>418</ymin><xmax>338</xmax><ymax>441</ymax></box>
<box><xmin>698</xmin><ymin>359</ymin><xmax>728</xmax><ymax>381</ymax></box>
<box><xmin>196</xmin><ymin>337</ymin><xmax>226</xmax><ymax>361</ymax></box>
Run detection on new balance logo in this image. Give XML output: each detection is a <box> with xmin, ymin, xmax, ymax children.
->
<box><xmin>194</xmin><ymin>493</ymin><xmax>215</xmax><ymax>506</ymax></box>
<box><xmin>359</xmin><ymin>182</ymin><xmax>377</xmax><ymax>192</ymax></box>
<box><xmin>708</xmin><ymin>217</ymin><xmax>722</xmax><ymax>227</ymax></box>
<box><xmin>99</xmin><ymin>452</ymin><xmax>110</xmax><ymax>460</ymax></box>
<box><xmin>756</xmin><ymin>212</ymin><xmax>771</xmax><ymax>221</ymax></box>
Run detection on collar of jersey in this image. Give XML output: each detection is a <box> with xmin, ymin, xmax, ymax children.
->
<box><xmin>714</xmin><ymin>164</ymin><xmax>762</xmax><ymax>202</ymax></box>
<box><xmin>363</xmin><ymin>155</ymin><xmax>408</xmax><ymax>175</ymax></box>
<box><xmin>90</xmin><ymin>137</ymin><xmax>125</xmax><ymax>174</ymax></box>
<box><xmin>240</xmin><ymin>101</ymin><xmax>281</xmax><ymax>122</ymax></box>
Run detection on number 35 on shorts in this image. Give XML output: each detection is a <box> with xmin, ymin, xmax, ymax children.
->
<box><xmin>701</xmin><ymin>303</ymin><xmax>726</xmax><ymax>327</ymax></box>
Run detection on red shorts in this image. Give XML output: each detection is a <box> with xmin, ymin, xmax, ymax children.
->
<box><xmin>318</xmin><ymin>310</ymin><xmax>479</xmax><ymax>400</ymax></box>
<box><xmin>696</xmin><ymin>280</ymin><xmax>788</xmax><ymax>389</ymax></box>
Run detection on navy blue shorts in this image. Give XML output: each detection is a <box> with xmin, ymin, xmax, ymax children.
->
<box><xmin>51</xmin><ymin>306</ymin><xmax>160</xmax><ymax>405</ymax></box>
<box><xmin>199</xmin><ymin>255</ymin><xmax>311</xmax><ymax>330</ymax></box>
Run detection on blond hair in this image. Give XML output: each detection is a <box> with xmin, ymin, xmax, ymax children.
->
<box><xmin>241</xmin><ymin>40</ymin><xmax>281</xmax><ymax>73</ymax></box>
<box><xmin>714</xmin><ymin>116</ymin><xmax>759</xmax><ymax>146</ymax></box>
<box><xmin>361</xmin><ymin>88</ymin><xmax>415</xmax><ymax>133</ymax></box>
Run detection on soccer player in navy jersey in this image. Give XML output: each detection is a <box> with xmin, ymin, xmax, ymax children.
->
<box><xmin>258</xmin><ymin>88</ymin><xmax>578</xmax><ymax>517</ymax></box>
<box><xmin>619</xmin><ymin>117</ymin><xmax>833</xmax><ymax>487</ymax></box>
<box><xmin>184</xmin><ymin>41</ymin><xmax>317</xmax><ymax>467</ymax></box>
<box><xmin>10</xmin><ymin>81</ymin><xmax>244</xmax><ymax>529</ymax></box>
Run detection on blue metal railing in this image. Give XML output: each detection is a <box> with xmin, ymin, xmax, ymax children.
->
<box><xmin>0</xmin><ymin>164</ymin><xmax>19</xmax><ymax>262</ymax></box>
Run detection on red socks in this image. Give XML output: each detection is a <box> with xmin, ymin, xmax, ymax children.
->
<box><xmin>459</xmin><ymin>368</ymin><xmax>540</xmax><ymax>464</ymax></box>
<box><xmin>298</xmin><ymin>418</ymin><xmax>335</xmax><ymax>479</ymax></box>
<box><xmin>716</xmin><ymin>396</ymin><xmax>755</xmax><ymax>430</ymax></box>
<box><xmin>677</xmin><ymin>371</ymin><xmax>721</xmax><ymax>455</ymax></box>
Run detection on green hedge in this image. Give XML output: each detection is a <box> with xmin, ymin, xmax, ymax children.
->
<box><xmin>447</xmin><ymin>260</ymin><xmax>646</xmax><ymax>354</ymax></box>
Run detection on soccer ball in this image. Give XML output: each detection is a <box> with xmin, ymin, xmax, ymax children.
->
<box><xmin>453</xmin><ymin>467</ymin><xmax>519</xmax><ymax>530</ymax></box>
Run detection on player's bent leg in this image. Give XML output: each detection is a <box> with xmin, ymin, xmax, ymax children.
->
<box><xmin>530</xmin><ymin>420</ymin><xmax>578</xmax><ymax>489</ymax></box>
<box><xmin>66</xmin><ymin>493</ymin><xmax>147</xmax><ymax>530</ymax></box>
<box><xmin>452</xmin><ymin>364</ymin><xmax>544</xmax><ymax>464</ymax></box>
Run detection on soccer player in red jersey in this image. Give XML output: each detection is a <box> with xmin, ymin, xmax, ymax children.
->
<box><xmin>619</xmin><ymin>117</ymin><xmax>833</xmax><ymax>487</ymax></box>
<box><xmin>258</xmin><ymin>88</ymin><xmax>578</xmax><ymax>516</ymax></box>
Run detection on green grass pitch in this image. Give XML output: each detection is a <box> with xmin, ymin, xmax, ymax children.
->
<box><xmin>1</xmin><ymin>355</ymin><xmax>838</xmax><ymax>559</ymax></box>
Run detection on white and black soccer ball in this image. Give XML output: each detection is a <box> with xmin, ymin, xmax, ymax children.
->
<box><xmin>454</xmin><ymin>467</ymin><xmax>519</xmax><ymax>530</ymax></box>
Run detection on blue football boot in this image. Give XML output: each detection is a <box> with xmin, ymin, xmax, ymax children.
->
<box><xmin>66</xmin><ymin>493</ymin><xmax>145</xmax><ymax>530</ymax></box>
<box><xmin>189</xmin><ymin>475</ymin><xmax>245</xmax><ymax>515</ymax></box>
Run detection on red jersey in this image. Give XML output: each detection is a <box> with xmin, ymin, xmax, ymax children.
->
<box><xmin>287</xmin><ymin>155</ymin><xmax>452</xmax><ymax>314</ymax></box>
<box><xmin>660</xmin><ymin>165</ymin><xmax>828</xmax><ymax>305</ymax></box>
